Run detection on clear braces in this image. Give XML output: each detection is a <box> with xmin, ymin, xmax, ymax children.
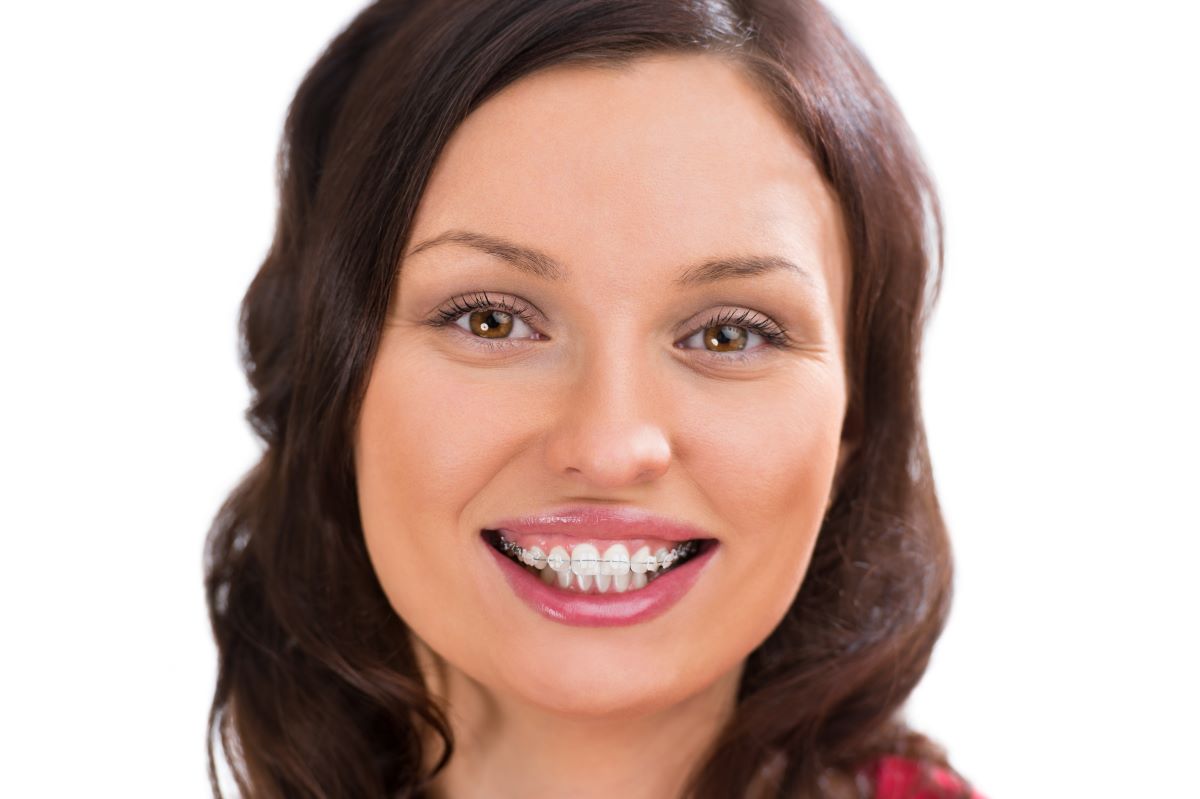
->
<box><xmin>497</xmin><ymin>537</ymin><xmax>700</xmax><ymax>572</ymax></box>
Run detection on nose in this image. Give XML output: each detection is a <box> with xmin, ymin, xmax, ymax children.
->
<box><xmin>542</xmin><ymin>348</ymin><xmax>673</xmax><ymax>489</ymax></box>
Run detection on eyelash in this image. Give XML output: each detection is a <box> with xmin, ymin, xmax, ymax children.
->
<box><xmin>425</xmin><ymin>291</ymin><xmax>793</xmax><ymax>361</ymax></box>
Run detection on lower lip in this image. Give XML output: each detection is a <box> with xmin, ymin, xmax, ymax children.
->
<box><xmin>483</xmin><ymin>536</ymin><xmax>718</xmax><ymax>627</ymax></box>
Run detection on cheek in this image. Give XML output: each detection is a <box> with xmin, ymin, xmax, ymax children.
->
<box><xmin>357</xmin><ymin>346</ymin><xmax>531</xmax><ymax>525</ymax></box>
<box><xmin>354</xmin><ymin>341</ymin><xmax>538</xmax><ymax>629</ymax></box>
<box><xmin>686</xmin><ymin>368</ymin><xmax>844</xmax><ymax>522</ymax></box>
<box><xmin>679</xmin><ymin>368</ymin><xmax>844</xmax><ymax>624</ymax></box>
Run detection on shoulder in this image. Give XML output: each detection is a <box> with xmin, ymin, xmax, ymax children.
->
<box><xmin>859</xmin><ymin>754</ymin><xmax>988</xmax><ymax>799</ymax></box>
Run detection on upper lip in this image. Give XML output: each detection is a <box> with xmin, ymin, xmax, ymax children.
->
<box><xmin>484</xmin><ymin>505</ymin><xmax>716</xmax><ymax>542</ymax></box>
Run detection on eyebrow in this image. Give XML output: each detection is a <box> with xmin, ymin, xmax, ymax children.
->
<box><xmin>405</xmin><ymin>229</ymin><xmax>819</xmax><ymax>289</ymax></box>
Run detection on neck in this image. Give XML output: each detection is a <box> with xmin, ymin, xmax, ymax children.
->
<box><xmin>417</xmin><ymin>639</ymin><xmax>742</xmax><ymax>799</ymax></box>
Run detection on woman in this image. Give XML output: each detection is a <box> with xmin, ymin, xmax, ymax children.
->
<box><xmin>204</xmin><ymin>1</ymin><xmax>985</xmax><ymax>797</ymax></box>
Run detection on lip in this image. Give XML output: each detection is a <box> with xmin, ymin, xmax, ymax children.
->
<box><xmin>484</xmin><ymin>505</ymin><xmax>716</xmax><ymax>543</ymax></box>
<box><xmin>483</xmin><ymin>536</ymin><xmax>719</xmax><ymax>627</ymax></box>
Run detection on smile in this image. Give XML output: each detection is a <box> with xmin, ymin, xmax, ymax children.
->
<box><xmin>480</xmin><ymin>529</ymin><xmax>719</xmax><ymax>627</ymax></box>
<box><xmin>486</xmin><ymin>531</ymin><xmax>705</xmax><ymax>593</ymax></box>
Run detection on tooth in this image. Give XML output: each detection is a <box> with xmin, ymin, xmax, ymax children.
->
<box><xmin>612</xmin><ymin>571</ymin><xmax>631</xmax><ymax>593</ymax></box>
<box><xmin>540</xmin><ymin>566</ymin><xmax>556</xmax><ymax>585</ymax></box>
<box><xmin>595</xmin><ymin>573</ymin><xmax>611</xmax><ymax>593</ymax></box>
<box><xmin>600</xmin><ymin>544</ymin><xmax>630</xmax><ymax>576</ymax></box>
<box><xmin>547</xmin><ymin>546</ymin><xmax>570</xmax><ymax>572</ymax></box>
<box><xmin>632</xmin><ymin>572</ymin><xmax>648</xmax><ymax>590</ymax></box>
<box><xmin>577</xmin><ymin>573</ymin><xmax>594</xmax><ymax>591</ymax></box>
<box><xmin>556</xmin><ymin>567</ymin><xmax>572</xmax><ymax>588</ymax></box>
<box><xmin>630</xmin><ymin>546</ymin><xmax>654</xmax><ymax>574</ymax></box>
<box><xmin>571</xmin><ymin>543</ymin><xmax>600</xmax><ymax>576</ymax></box>
<box><xmin>527</xmin><ymin>545</ymin><xmax>547</xmax><ymax>570</ymax></box>
<box><xmin>654</xmin><ymin>548</ymin><xmax>671</xmax><ymax>571</ymax></box>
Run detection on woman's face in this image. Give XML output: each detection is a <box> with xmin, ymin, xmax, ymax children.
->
<box><xmin>356</xmin><ymin>53</ymin><xmax>850</xmax><ymax>717</ymax></box>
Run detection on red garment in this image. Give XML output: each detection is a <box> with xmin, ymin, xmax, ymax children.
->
<box><xmin>866</xmin><ymin>755</ymin><xmax>987</xmax><ymax>799</ymax></box>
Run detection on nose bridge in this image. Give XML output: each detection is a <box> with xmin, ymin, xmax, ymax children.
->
<box><xmin>543</xmin><ymin>335</ymin><xmax>673</xmax><ymax>488</ymax></box>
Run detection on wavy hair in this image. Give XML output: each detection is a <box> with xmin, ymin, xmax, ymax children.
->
<box><xmin>205</xmin><ymin>1</ymin><xmax>967</xmax><ymax>796</ymax></box>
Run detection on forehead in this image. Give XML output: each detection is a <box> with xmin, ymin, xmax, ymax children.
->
<box><xmin>406</xmin><ymin>52</ymin><xmax>847</xmax><ymax>323</ymax></box>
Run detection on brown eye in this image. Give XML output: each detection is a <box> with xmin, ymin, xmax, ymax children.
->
<box><xmin>468</xmin><ymin>309</ymin><xmax>514</xmax><ymax>338</ymax></box>
<box><xmin>703</xmin><ymin>324</ymin><xmax>749</xmax><ymax>352</ymax></box>
<box><xmin>676</xmin><ymin>308</ymin><xmax>789</xmax><ymax>362</ymax></box>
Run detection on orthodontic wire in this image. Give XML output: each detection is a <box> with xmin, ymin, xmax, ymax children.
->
<box><xmin>495</xmin><ymin>537</ymin><xmax>700</xmax><ymax>569</ymax></box>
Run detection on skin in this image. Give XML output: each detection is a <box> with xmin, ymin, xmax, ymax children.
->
<box><xmin>355</xmin><ymin>53</ymin><xmax>852</xmax><ymax>798</ymax></box>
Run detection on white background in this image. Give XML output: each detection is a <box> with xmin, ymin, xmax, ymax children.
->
<box><xmin>2</xmin><ymin>2</ymin><xmax>1196</xmax><ymax>796</ymax></box>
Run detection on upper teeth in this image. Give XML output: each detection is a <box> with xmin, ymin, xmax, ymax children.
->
<box><xmin>499</xmin><ymin>539</ymin><xmax>697</xmax><ymax>575</ymax></box>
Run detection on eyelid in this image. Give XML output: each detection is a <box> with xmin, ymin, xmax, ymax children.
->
<box><xmin>428</xmin><ymin>291</ymin><xmax>543</xmax><ymax>328</ymax></box>
<box><xmin>680</xmin><ymin>306</ymin><xmax>787</xmax><ymax>339</ymax></box>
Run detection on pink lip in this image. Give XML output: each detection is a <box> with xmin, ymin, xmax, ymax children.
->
<box><xmin>483</xmin><ymin>537</ymin><xmax>718</xmax><ymax>627</ymax></box>
<box><xmin>485</xmin><ymin>505</ymin><xmax>715</xmax><ymax>542</ymax></box>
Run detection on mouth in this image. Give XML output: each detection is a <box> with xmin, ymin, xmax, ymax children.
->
<box><xmin>480</xmin><ymin>529</ymin><xmax>719</xmax><ymax>626</ymax></box>
<box><xmin>482</xmin><ymin>529</ymin><xmax>715</xmax><ymax>593</ymax></box>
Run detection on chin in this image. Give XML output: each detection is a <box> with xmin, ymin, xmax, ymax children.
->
<box><xmin>494</xmin><ymin>646</ymin><xmax>721</xmax><ymax>719</ymax></box>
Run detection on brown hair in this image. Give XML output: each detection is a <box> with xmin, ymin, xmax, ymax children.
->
<box><xmin>205</xmin><ymin>1</ymin><xmax>969</xmax><ymax>796</ymax></box>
